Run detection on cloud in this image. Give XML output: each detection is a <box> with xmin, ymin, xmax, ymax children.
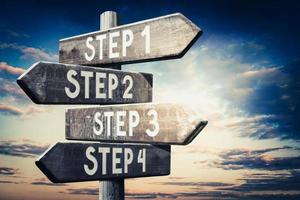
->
<box><xmin>0</xmin><ymin>104</ymin><xmax>23</xmax><ymax>115</ymax></box>
<box><xmin>0</xmin><ymin>62</ymin><xmax>25</xmax><ymax>76</ymax></box>
<box><xmin>0</xmin><ymin>140</ymin><xmax>49</xmax><ymax>158</ymax></box>
<box><xmin>0</xmin><ymin>43</ymin><xmax>58</xmax><ymax>62</ymax></box>
<box><xmin>31</xmin><ymin>182</ymin><xmax>66</xmax><ymax>186</ymax></box>
<box><xmin>6</xmin><ymin>30</ymin><xmax>29</xmax><ymax>38</ymax></box>
<box><xmin>0</xmin><ymin>78</ymin><xmax>27</xmax><ymax>99</ymax></box>
<box><xmin>224</xmin><ymin>171</ymin><xmax>300</xmax><ymax>192</ymax></box>
<box><xmin>0</xmin><ymin>102</ymin><xmax>50</xmax><ymax>117</ymax></box>
<box><xmin>126</xmin><ymin>192</ymin><xmax>177</xmax><ymax>199</ymax></box>
<box><xmin>201</xmin><ymin>146</ymin><xmax>300</xmax><ymax>171</ymax></box>
<box><xmin>0</xmin><ymin>180</ymin><xmax>20</xmax><ymax>184</ymax></box>
<box><xmin>221</xmin><ymin>155</ymin><xmax>300</xmax><ymax>171</ymax></box>
<box><xmin>242</xmin><ymin>60</ymin><xmax>300</xmax><ymax>140</ymax></box>
<box><xmin>0</xmin><ymin>167</ymin><xmax>19</xmax><ymax>175</ymax></box>
<box><xmin>61</xmin><ymin>188</ymin><xmax>98</xmax><ymax>195</ymax></box>
<box><xmin>158</xmin><ymin>181</ymin><xmax>234</xmax><ymax>187</ymax></box>
<box><xmin>241</xmin><ymin>67</ymin><xmax>280</xmax><ymax>79</ymax></box>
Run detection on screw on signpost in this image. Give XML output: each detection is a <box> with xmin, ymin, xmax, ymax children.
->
<box><xmin>98</xmin><ymin>11</ymin><xmax>125</xmax><ymax>200</ymax></box>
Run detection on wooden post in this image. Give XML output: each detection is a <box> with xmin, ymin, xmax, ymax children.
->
<box><xmin>98</xmin><ymin>11</ymin><xmax>124</xmax><ymax>200</ymax></box>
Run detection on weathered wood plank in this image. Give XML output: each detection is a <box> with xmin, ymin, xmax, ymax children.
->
<box><xmin>17</xmin><ymin>61</ymin><xmax>152</xmax><ymax>104</ymax></box>
<box><xmin>59</xmin><ymin>13</ymin><xmax>202</xmax><ymax>66</ymax></box>
<box><xmin>66</xmin><ymin>103</ymin><xmax>207</xmax><ymax>145</ymax></box>
<box><xmin>36</xmin><ymin>142</ymin><xmax>170</xmax><ymax>183</ymax></box>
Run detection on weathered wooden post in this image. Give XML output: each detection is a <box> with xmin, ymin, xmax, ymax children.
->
<box><xmin>98</xmin><ymin>11</ymin><xmax>124</xmax><ymax>200</ymax></box>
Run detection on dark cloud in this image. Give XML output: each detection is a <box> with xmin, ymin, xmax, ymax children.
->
<box><xmin>31</xmin><ymin>181</ymin><xmax>66</xmax><ymax>186</ymax></box>
<box><xmin>224</xmin><ymin>171</ymin><xmax>300</xmax><ymax>192</ymax></box>
<box><xmin>159</xmin><ymin>181</ymin><xmax>234</xmax><ymax>187</ymax></box>
<box><xmin>0</xmin><ymin>140</ymin><xmax>49</xmax><ymax>158</ymax></box>
<box><xmin>126</xmin><ymin>192</ymin><xmax>177</xmax><ymax>199</ymax></box>
<box><xmin>61</xmin><ymin>188</ymin><xmax>98</xmax><ymax>196</ymax></box>
<box><xmin>0</xmin><ymin>167</ymin><xmax>18</xmax><ymax>175</ymax></box>
<box><xmin>220</xmin><ymin>146</ymin><xmax>292</xmax><ymax>158</ymax></box>
<box><xmin>126</xmin><ymin>190</ymin><xmax>300</xmax><ymax>200</ymax></box>
<box><xmin>244</xmin><ymin>60</ymin><xmax>300</xmax><ymax>140</ymax></box>
<box><xmin>210</xmin><ymin>146</ymin><xmax>300</xmax><ymax>171</ymax></box>
<box><xmin>221</xmin><ymin>155</ymin><xmax>300</xmax><ymax>171</ymax></box>
<box><xmin>0</xmin><ymin>180</ymin><xmax>20</xmax><ymax>184</ymax></box>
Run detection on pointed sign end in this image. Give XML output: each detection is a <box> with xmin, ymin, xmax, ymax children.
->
<box><xmin>175</xmin><ymin>13</ymin><xmax>203</xmax><ymax>58</ymax></box>
<box><xmin>35</xmin><ymin>143</ymin><xmax>61</xmax><ymax>183</ymax></box>
<box><xmin>182</xmin><ymin>120</ymin><xmax>208</xmax><ymax>145</ymax></box>
<box><xmin>35</xmin><ymin>159</ymin><xmax>60</xmax><ymax>183</ymax></box>
<box><xmin>16</xmin><ymin>62</ymin><xmax>43</xmax><ymax>104</ymax></box>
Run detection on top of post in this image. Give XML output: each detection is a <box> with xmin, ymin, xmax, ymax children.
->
<box><xmin>100</xmin><ymin>11</ymin><xmax>118</xmax><ymax>30</ymax></box>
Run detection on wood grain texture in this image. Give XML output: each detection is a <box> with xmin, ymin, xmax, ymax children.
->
<box><xmin>99</xmin><ymin>180</ymin><xmax>124</xmax><ymax>200</ymax></box>
<box><xmin>17</xmin><ymin>61</ymin><xmax>152</xmax><ymax>104</ymax></box>
<box><xmin>98</xmin><ymin>11</ymin><xmax>124</xmax><ymax>200</ymax></box>
<box><xmin>65</xmin><ymin>103</ymin><xmax>207</xmax><ymax>145</ymax></box>
<box><xmin>36</xmin><ymin>142</ymin><xmax>170</xmax><ymax>183</ymax></box>
<box><xmin>59</xmin><ymin>13</ymin><xmax>202</xmax><ymax>66</ymax></box>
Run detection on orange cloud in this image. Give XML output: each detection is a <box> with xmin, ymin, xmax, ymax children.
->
<box><xmin>0</xmin><ymin>104</ymin><xmax>23</xmax><ymax>115</ymax></box>
<box><xmin>0</xmin><ymin>62</ymin><xmax>25</xmax><ymax>76</ymax></box>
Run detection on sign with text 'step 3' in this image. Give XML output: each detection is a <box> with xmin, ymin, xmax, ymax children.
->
<box><xmin>66</xmin><ymin>104</ymin><xmax>207</xmax><ymax>145</ymax></box>
<box><xmin>36</xmin><ymin>142</ymin><xmax>170</xmax><ymax>183</ymax></box>
<box><xmin>59</xmin><ymin>13</ymin><xmax>202</xmax><ymax>66</ymax></box>
<box><xmin>17</xmin><ymin>62</ymin><xmax>152</xmax><ymax>104</ymax></box>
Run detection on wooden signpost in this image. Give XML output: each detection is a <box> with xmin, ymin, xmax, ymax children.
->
<box><xmin>59</xmin><ymin>13</ymin><xmax>202</xmax><ymax>66</ymax></box>
<box><xmin>17</xmin><ymin>11</ymin><xmax>205</xmax><ymax>200</ymax></box>
<box><xmin>66</xmin><ymin>103</ymin><xmax>207</xmax><ymax>145</ymax></box>
<box><xmin>36</xmin><ymin>142</ymin><xmax>170</xmax><ymax>183</ymax></box>
<box><xmin>17</xmin><ymin>61</ymin><xmax>152</xmax><ymax>104</ymax></box>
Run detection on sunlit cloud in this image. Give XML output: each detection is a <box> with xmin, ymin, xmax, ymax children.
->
<box><xmin>0</xmin><ymin>62</ymin><xmax>25</xmax><ymax>76</ymax></box>
<box><xmin>0</xmin><ymin>103</ymin><xmax>50</xmax><ymax>117</ymax></box>
<box><xmin>0</xmin><ymin>43</ymin><xmax>58</xmax><ymax>62</ymax></box>
<box><xmin>0</xmin><ymin>104</ymin><xmax>23</xmax><ymax>115</ymax></box>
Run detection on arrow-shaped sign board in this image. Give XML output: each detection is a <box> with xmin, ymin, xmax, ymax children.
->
<box><xmin>36</xmin><ymin>142</ymin><xmax>170</xmax><ymax>183</ymax></box>
<box><xmin>59</xmin><ymin>13</ymin><xmax>202</xmax><ymax>66</ymax></box>
<box><xmin>17</xmin><ymin>62</ymin><xmax>152</xmax><ymax>104</ymax></box>
<box><xmin>66</xmin><ymin>104</ymin><xmax>207</xmax><ymax>145</ymax></box>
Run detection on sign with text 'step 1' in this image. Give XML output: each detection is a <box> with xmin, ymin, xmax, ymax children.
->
<box><xmin>59</xmin><ymin>13</ymin><xmax>202</xmax><ymax>66</ymax></box>
<box><xmin>17</xmin><ymin>62</ymin><xmax>152</xmax><ymax>104</ymax></box>
<box><xmin>66</xmin><ymin>104</ymin><xmax>207</xmax><ymax>145</ymax></box>
<box><xmin>36</xmin><ymin>142</ymin><xmax>170</xmax><ymax>183</ymax></box>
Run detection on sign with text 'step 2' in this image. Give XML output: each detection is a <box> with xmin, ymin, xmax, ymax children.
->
<box><xmin>59</xmin><ymin>13</ymin><xmax>202</xmax><ymax>66</ymax></box>
<box><xmin>36</xmin><ymin>142</ymin><xmax>170</xmax><ymax>183</ymax></box>
<box><xmin>17</xmin><ymin>62</ymin><xmax>152</xmax><ymax>104</ymax></box>
<box><xmin>66</xmin><ymin>104</ymin><xmax>207</xmax><ymax>145</ymax></box>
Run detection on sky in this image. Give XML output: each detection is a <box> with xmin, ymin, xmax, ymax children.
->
<box><xmin>1</xmin><ymin>0</ymin><xmax>300</xmax><ymax>199</ymax></box>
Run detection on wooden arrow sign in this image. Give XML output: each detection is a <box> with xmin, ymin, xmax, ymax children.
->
<box><xmin>36</xmin><ymin>142</ymin><xmax>170</xmax><ymax>183</ymax></box>
<box><xmin>66</xmin><ymin>104</ymin><xmax>207</xmax><ymax>145</ymax></box>
<box><xmin>59</xmin><ymin>13</ymin><xmax>202</xmax><ymax>66</ymax></box>
<box><xmin>17</xmin><ymin>62</ymin><xmax>152</xmax><ymax>104</ymax></box>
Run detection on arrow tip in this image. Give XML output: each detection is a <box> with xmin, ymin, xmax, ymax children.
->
<box><xmin>35</xmin><ymin>143</ymin><xmax>61</xmax><ymax>183</ymax></box>
<box><xmin>176</xmin><ymin>13</ymin><xmax>203</xmax><ymax>58</ymax></box>
<box><xmin>182</xmin><ymin>120</ymin><xmax>208</xmax><ymax>145</ymax></box>
<box><xmin>16</xmin><ymin>62</ymin><xmax>43</xmax><ymax>104</ymax></box>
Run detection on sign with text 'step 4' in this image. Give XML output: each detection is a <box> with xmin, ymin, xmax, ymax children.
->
<box><xmin>36</xmin><ymin>142</ymin><xmax>170</xmax><ymax>183</ymax></box>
